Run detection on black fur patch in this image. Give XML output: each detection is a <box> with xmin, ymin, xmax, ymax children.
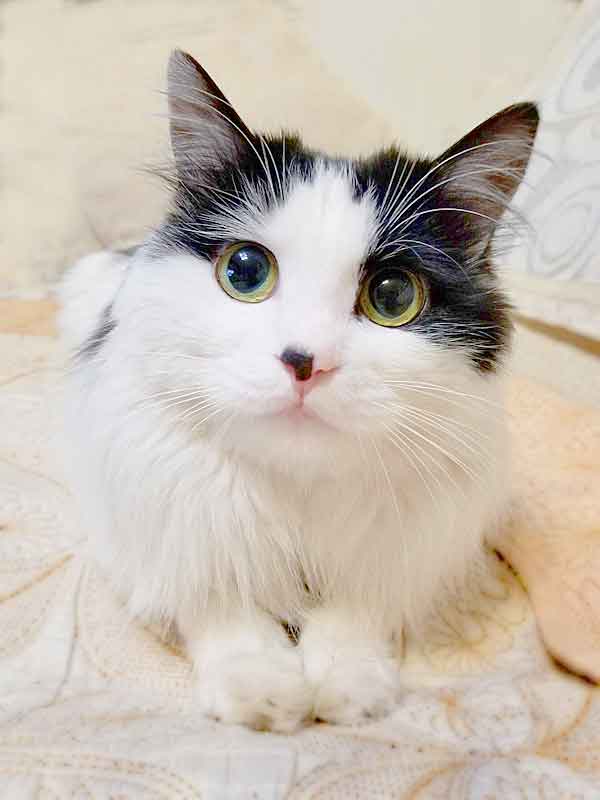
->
<box><xmin>354</xmin><ymin>149</ymin><xmax>513</xmax><ymax>372</ymax></box>
<box><xmin>117</xmin><ymin>244</ymin><xmax>140</xmax><ymax>257</ymax></box>
<box><xmin>78</xmin><ymin>304</ymin><xmax>116</xmax><ymax>360</ymax></box>
<box><xmin>157</xmin><ymin>134</ymin><xmax>314</xmax><ymax>262</ymax></box>
<box><xmin>156</xmin><ymin>133</ymin><xmax>513</xmax><ymax>373</ymax></box>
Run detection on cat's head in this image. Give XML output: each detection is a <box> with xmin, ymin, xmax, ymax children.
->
<box><xmin>122</xmin><ymin>50</ymin><xmax>538</xmax><ymax>470</ymax></box>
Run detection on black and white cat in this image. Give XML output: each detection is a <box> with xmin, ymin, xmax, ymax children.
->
<box><xmin>59</xmin><ymin>50</ymin><xmax>538</xmax><ymax>731</ymax></box>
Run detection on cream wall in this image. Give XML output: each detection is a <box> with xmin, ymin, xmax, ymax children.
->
<box><xmin>2</xmin><ymin>0</ymin><xmax>578</xmax><ymax>292</ymax></box>
<box><xmin>298</xmin><ymin>0</ymin><xmax>576</xmax><ymax>154</ymax></box>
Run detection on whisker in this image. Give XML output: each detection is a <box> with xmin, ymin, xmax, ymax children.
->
<box><xmin>399</xmin><ymin>402</ymin><xmax>496</xmax><ymax>443</ymax></box>
<box><xmin>281</xmin><ymin>136</ymin><xmax>286</xmax><ymax>197</ymax></box>
<box><xmin>382</xmin><ymin>139</ymin><xmax>530</xmax><ymax>230</ymax></box>
<box><xmin>189</xmin><ymin>405</ymin><xmax>228</xmax><ymax>436</ymax></box>
<box><xmin>176</xmin><ymin>397</ymin><xmax>220</xmax><ymax>423</ymax></box>
<box><xmin>387</xmin><ymin>386</ymin><xmax>502</xmax><ymax>417</ymax></box>
<box><xmin>367</xmin><ymin>434</ymin><xmax>408</xmax><ymax>571</ymax></box>
<box><xmin>125</xmin><ymin>393</ymin><xmax>217</xmax><ymax>421</ymax></box>
<box><xmin>385</xmin><ymin>404</ymin><xmax>489</xmax><ymax>462</ymax></box>
<box><xmin>380</xmin><ymin>417</ymin><xmax>464</xmax><ymax>503</ymax></box>
<box><xmin>142</xmin><ymin>351</ymin><xmax>210</xmax><ymax>360</ymax></box>
<box><xmin>164</xmin><ymin>82</ymin><xmax>237</xmax><ymax>111</ymax></box>
<box><xmin>137</xmin><ymin>388</ymin><xmax>216</xmax><ymax>407</ymax></box>
<box><xmin>372</xmin><ymin>400</ymin><xmax>478</xmax><ymax>482</ymax></box>
<box><xmin>169</xmin><ymin>101</ymin><xmax>276</xmax><ymax>203</ymax></box>
<box><xmin>384</xmin><ymin>158</ymin><xmax>417</xmax><ymax>227</ymax></box>
<box><xmin>382</xmin><ymin>380</ymin><xmax>504</xmax><ymax>411</ymax></box>
<box><xmin>391</xmin><ymin>207</ymin><xmax>507</xmax><ymax>242</ymax></box>
<box><xmin>381</xmin><ymin>238</ymin><xmax>472</xmax><ymax>284</ymax></box>
<box><xmin>259</xmin><ymin>135</ymin><xmax>283</xmax><ymax>203</ymax></box>
<box><xmin>378</xmin><ymin>150</ymin><xmax>405</xmax><ymax>221</ymax></box>
<box><xmin>379</xmin><ymin>422</ymin><xmax>441</xmax><ymax>505</ymax></box>
<box><xmin>383</xmin><ymin>163</ymin><xmax>528</xmax><ymax>238</ymax></box>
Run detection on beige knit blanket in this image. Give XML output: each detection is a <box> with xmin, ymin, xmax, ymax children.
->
<box><xmin>1</xmin><ymin>303</ymin><xmax>599</xmax><ymax>797</ymax></box>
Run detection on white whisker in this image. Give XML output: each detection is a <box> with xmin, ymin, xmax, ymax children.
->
<box><xmin>382</xmin><ymin>238</ymin><xmax>472</xmax><ymax>283</ymax></box>
<box><xmin>372</xmin><ymin>400</ymin><xmax>478</xmax><ymax>482</ymax></box>
<box><xmin>189</xmin><ymin>405</ymin><xmax>228</xmax><ymax>435</ymax></box>
<box><xmin>385</xmin><ymin>403</ymin><xmax>489</xmax><ymax>462</ymax></box>
<box><xmin>382</xmin><ymin>139</ymin><xmax>527</xmax><ymax>231</ymax></box>
<box><xmin>382</xmin><ymin>380</ymin><xmax>504</xmax><ymax>411</ymax></box>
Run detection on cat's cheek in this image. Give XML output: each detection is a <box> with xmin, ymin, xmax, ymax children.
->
<box><xmin>212</xmin><ymin>358</ymin><xmax>296</xmax><ymax>418</ymax></box>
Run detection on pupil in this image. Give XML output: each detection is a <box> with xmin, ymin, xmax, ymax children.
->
<box><xmin>227</xmin><ymin>246</ymin><xmax>269</xmax><ymax>293</ymax></box>
<box><xmin>370</xmin><ymin>271</ymin><xmax>415</xmax><ymax>318</ymax></box>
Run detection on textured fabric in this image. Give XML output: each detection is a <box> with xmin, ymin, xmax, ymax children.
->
<box><xmin>510</xmin><ymin>0</ymin><xmax>600</xmax><ymax>286</ymax></box>
<box><xmin>1</xmin><ymin>320</ymin><xmax>600</xmax><ymax>797</ymax></box>
<box><xmin>498</xmin><ymin>0</ymin><xmax>600</xmax><ymax>337</ymax></box>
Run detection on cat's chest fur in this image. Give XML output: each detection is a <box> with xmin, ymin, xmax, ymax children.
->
<box><xmin>170</xmin><ymin>444</ymin><xmax>405</xmax><ymax>624</ymax></box>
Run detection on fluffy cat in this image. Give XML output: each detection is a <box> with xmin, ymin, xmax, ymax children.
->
<box><xmin>59</xmin><ymin>50</ymin><xmax>538</xmax><ymax>731</ymax></box>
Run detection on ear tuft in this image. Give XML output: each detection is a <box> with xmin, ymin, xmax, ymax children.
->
<box><xmin>167</xmin><ymin>49</ymin><xmax>251</xmax><ymax>174</ymax></box>
<box><xmin>434</xmin><ymin>102</ymin><xmax>539</xmax><ymax>254</ymax></box>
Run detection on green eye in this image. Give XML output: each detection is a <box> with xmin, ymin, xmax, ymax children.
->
<box><xmin>216</xmin><ymin>242</ymin><xmax>278</xmax><ymax>302</ymax></box>
<box><xmin>359</xmin><ymin>269</ymin><xmax>427</xmax><ymax>327</ymax></box>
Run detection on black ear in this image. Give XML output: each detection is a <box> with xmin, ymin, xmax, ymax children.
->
<box><xmin>167</xmin><ymin>50</ymin><xmax>252</xmax><ymax>174</ymax></box>
<box><xmin>434</xmin><ymin>103</ymin><xmax>539</xmax><ymax>255</ymax></box>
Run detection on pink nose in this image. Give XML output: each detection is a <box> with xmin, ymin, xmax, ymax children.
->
<box><xmin>279</xmin><ymin>347</ymin><xmax>337</xmax><ymax>395</ymax></box>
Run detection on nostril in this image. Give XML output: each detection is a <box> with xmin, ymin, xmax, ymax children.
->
<box><xmin>280</xmin><ymin>347</ymin><xmax>314</xmax><ymax>382</ymax></box>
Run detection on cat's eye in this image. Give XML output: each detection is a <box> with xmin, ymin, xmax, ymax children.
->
<box><xmin>215</xmin><ymin>242</ymin><xmax>278</xmax><ymax>303</ymax></box>
<box><xmin>359</xmin><ymin>269</ymin><xmax>427</xmax><ymax>327</ymax></box>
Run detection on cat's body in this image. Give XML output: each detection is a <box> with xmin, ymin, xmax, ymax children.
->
<box><xmin>59</xmin><ymin>51</ymin><xmax>538</xmax><ymax>731</ymax></box>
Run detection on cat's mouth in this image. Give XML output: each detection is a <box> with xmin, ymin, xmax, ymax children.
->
<box><xmin>274</xmin><ymin>400</ymin><xmax>336</xmax><ymax>430</ymax></box>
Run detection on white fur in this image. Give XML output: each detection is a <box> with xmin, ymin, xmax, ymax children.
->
<box><xmin>58</xmin><ymin>250</ymin><xmax>128</xmax><ymax>349</ymax></box>
<box><xmin>59</xmin><ymin>164</ymin><xmax>508</xmax><ymax>730</ymax></box>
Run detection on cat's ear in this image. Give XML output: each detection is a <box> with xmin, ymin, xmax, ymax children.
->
<box><xmin>167</xmin><ymin>50</ymin><xmax>251</xmax><ymax>174</ymax></box>
<box><xmin>435</xmin><ymin>103</ymin><xmax>539</xmax><ymax>254</ymax></box>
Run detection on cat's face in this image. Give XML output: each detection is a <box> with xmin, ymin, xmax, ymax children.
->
<box><xmin>117</xmin><ymin>51</ymin><xmax>538</xmax><ymax>470</ymax></box>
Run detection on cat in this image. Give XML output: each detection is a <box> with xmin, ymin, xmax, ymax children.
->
<box><xmin>58</xmin><ymin>50</ymin><xmax>538</xmax><ymax>732</ymax></box>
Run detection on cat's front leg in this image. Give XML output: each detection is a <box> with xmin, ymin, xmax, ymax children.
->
<box><xmin>182</xmin><ymin>609</ymin><xmax>312</xmax><ymax>733</ymax></box>
<box><xmin>301</xmin><ymin>605</ymin><xmax>402</xmax><ymax>725</ymax></box>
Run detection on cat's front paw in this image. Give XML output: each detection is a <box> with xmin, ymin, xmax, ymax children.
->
<box><xmin>197</xmin><ymin>648</ymin><xmax>312</xmax><ymax>733</ymax></box>
<box><xmin>305</xmin><ymin>645</ymin><xmax>402</xmax><ymax>725</ymax></box>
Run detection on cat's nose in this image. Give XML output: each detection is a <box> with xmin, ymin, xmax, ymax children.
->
<box><xmin>280</xmin><ymin>347</ymin><xmax>314</xmax><ymax>382</ymax></box>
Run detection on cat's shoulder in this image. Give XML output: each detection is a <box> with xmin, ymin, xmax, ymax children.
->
<box><xmin>57</xmin><ymin>249</ymin><xmax>130</xmax><ymax>350</ymax></box>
